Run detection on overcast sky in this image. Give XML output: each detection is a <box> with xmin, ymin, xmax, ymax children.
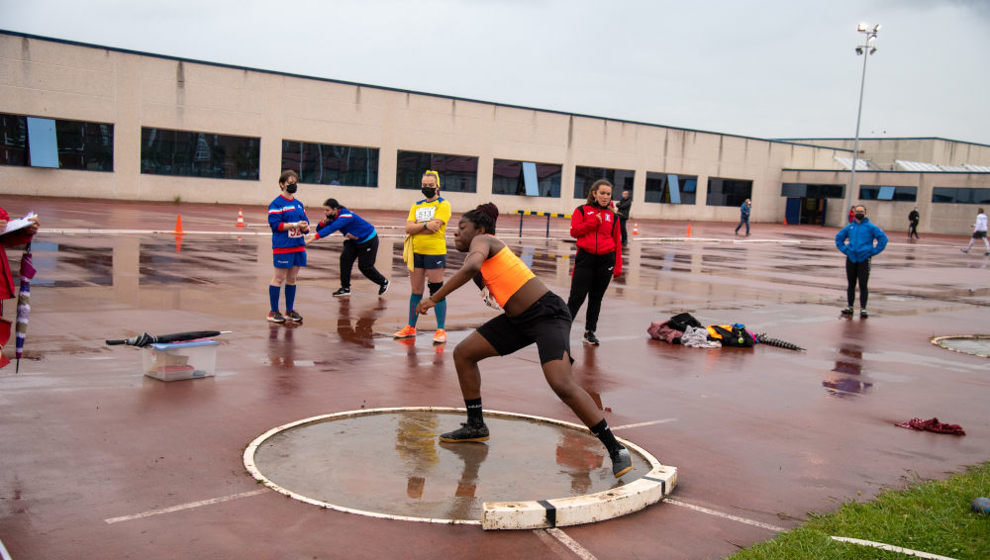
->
<box><xmin>3</xmin><ymin>0</ymin><xmax>989</xmax><ymax>145</ymax></box>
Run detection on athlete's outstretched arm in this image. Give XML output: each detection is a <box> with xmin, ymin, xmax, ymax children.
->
<box><xmin>417</xmin><ymin>237</ymin><xmax>489</xmax><ymax>314</ymax></box>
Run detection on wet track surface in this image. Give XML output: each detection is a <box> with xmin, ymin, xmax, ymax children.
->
<box><xmin>1</xmin><ymin>196</ymin><xmax>988</xmax><ymax>559</ymax></box>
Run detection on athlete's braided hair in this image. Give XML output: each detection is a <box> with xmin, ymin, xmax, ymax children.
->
<box><xmin>463</xmin><ymin>203</ymin><xmax>499</xmax><ymax>235</ymax></box>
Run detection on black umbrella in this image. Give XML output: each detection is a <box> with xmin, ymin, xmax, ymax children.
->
<box><xmin>106</xmin><ymin>330</ymin><xmax>230</xmax><ymax>348</ymax></box>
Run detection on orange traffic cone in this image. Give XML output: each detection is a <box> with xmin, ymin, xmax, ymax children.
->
<box><xmin>686</xmin><ymin>224</ymin><xmax>692</xmax><ymax>238</ymax></box>
<box><xmin>236</xmin><ymin>208</ymin><xmax>246</xmax><ymax>228</ymax></box>
<box><xmin>633</xmin><ymin>222</ymin><xmax>639</xmax><ymax>235</ymax></box>
<box><xmin>174</xmin><ymin>214</ymin><xmax>184</xmax><ymax>235</ymax></box>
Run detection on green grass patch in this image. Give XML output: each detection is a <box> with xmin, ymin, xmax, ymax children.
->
<box><xmin>729</xmin><ymin>462</ymin><xmax>990</xmax><ymax>560</ymax></box>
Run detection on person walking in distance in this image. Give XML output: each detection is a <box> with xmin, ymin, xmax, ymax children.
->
<box><xmin>416</xmin><ymin>203</ymin><xmax>633</xmax><ymax>479</ymax></box>
<box><xmin>305</xmin><ymin>199</ymin><xmax>389</xmax><ymax>297</ymax></box>
<box><xmin>567</xmin><ymin>179</ymin><xmax>622</xmax><ymax>346</ymax></box>
<box><xmin>394</xmin><ymin>171</ymin><xmax>452</xmax><ymax>343</ymax></box>
<box><xmin>615</xmin><ymin>190</ymin><xmax>632</xmax><ymax>247</ymax></box>
<box><xmin>960</xmin><ymin>207</ymin><xmax>989</xmax><ymax>256</ymax></box>
<box><xmin>908</xmin><ymin>207</ymin><xmax>920</xmax><ymax>240</ymax></box>
<box><xmin>734</xmin><ymin>198</ymin><xmax>751</xmax><ymax>236</ymax></box>
<box><xmin>835</xmin><ymin>204</ymin><xmax>887</xmax><ymax>318</ymax></box>
<box><xmin>267</xmin><ymin>170</ymin><xmax>309</xmax><ymax>324</ymax></box>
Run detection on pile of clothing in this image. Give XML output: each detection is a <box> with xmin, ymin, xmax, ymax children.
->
<box><xmin>647</xmin><ymin>312</ymin><xmax>756</xmax><ymax>349</ymax></box>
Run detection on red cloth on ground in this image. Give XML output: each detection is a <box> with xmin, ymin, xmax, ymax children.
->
<box><xmin>895</xmin><ymin>417</ymin><xmax>965</xmax><ymax>436</ymax></box>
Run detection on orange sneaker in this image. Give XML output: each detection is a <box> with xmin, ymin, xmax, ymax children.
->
<box><xmin>432</xmin><ymin>329</ymin><xmax>447</xmax><ymax>344</ymax></box>
<box><xmin>393</xmin><ymin>325</ymin><xmax>417</xmax><ymax>339</ymax></box>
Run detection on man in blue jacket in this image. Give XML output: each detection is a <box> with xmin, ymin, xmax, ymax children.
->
<box><xmin>306</xmin><ymin>199</ymin><xmax>390</xmax><ymax>297</ymax></box>
<box><xmin>835</xmin><ymin>204</ymin><xmax>887</xmax><ymax>318</ymax></box>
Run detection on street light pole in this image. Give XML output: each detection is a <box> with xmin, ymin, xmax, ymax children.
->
<box><xmin>845</xmin><ymin>23</ymin><xmax>880</xmax><ymax>221</ymax></box>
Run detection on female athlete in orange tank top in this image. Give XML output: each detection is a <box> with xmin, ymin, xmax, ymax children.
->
<box><xmin>416</xmin><ymin>203</ymin><xmax>633</xmax><ymax>479</ymax></box>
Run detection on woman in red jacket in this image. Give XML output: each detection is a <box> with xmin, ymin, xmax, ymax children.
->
<box><xmin>567</xmin><ymin>179</ymin><xmax>622</xmax><ymax>345</ymax></box>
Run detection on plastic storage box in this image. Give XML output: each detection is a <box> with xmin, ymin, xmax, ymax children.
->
<box><xmin>143</xmin><ymin>340</ymin><xmax>219</xmax><ymax>381</ymax></box>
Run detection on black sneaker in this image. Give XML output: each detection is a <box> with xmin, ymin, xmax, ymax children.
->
<box><xmin>439</xmin><ymin>422</ymin><xmax>490</xmax><ymax>443</ymax></box>
<box><xmin>267</xmin><ymin>310</ymin><xmax>286</xmax><ymax>323</ymax></box>
<box><xmin>332</xmin><ymin>287</ymin><xmax>351</xmax><ymax>297</ymax></box>
<box><xmin>584</xmin><ymin>330</ymin><xmax>600</xmax><ymax>345</ymax></box>
<box><xmin>378</xmin><ymin>280</ymin><xmax>390</xmax><ymax>297</ymax></box>
<box><xmin>286</xmin><ymin>310</ymin><xmax>303</xmax><ymax>322</ymax></box>
<box><xmin>610</xmin><ymin>446</ymin><xmax>633</xmax><ymax>478</ymax></box>
<box><xmin>840</xmin><ymin>307</ymin><xmax>854</xmax><ymax>316</ymax></box>
<box><xmin>860</xmin><ymin>309</ymin><xmax>869</xmax><ymax>319</ymax></box>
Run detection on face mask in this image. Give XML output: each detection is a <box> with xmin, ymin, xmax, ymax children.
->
<box><xmin>286</xmin><ymin>183</ymin><xmax>298</xmax><ymax>194</ymax></box>
<box><xmin>421</xmin><ymin>187</ymin><xmax>437</xmax><ymax>198</ymax></box>
<box><xmin>854</xmin><ymin>213</ymin><xmax>865</xmax><ymax>220</ymax></box>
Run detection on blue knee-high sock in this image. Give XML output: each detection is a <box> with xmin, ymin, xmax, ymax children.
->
<box><xmin>435</xmin><ymin>299</ymin><xmax>447</xmax><ymax>329</ymax></box>
<box><xmin>408</xmin><ymin>294</ymin><xmax>422</xmax><ymax>327</ymax></box>
<box><xmin>285</xmin><ymin>284</ymin><xmax>297</xmax><ymax>311</ymax></box>
<box><xmin>269</xmin><ymin>285</ymin><xmax>280</xmax><ymax>312</ymax></box>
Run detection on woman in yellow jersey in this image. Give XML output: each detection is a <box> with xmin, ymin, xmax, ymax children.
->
<box><xmin>417</xmin><ymin>203</ymin><xmax>633</xmax><ymax>479</ymax></box>
<box><xmin>394</xmin><ymin>171</ymin><xmax>452</xmax><ymax>343</ymax></box>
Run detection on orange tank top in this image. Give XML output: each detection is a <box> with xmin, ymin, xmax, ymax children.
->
<box><xmin>480</xmin><ymin>246</ymin><xmax>536</xmax><ymax>308</ymax></box>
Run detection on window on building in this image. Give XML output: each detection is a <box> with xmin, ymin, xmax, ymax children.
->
<box><xmin>0</xmin><ymin>112</ymin><xmax>113</xmax><ymax>171</ymax></box>
<box><xmin>396</xmin><ymin>150</ymin><xmax>478</xmax><ymax>193</ymax></box>
<box><xmin>281</xmin><ymin>141</ymin><xmax>378</xmax><ymax>187</ymax></box>
<box><xmin>860</xmin><ymin>185</ymin><xmax>917</xmax><ymax>202</ymax></box>
<box><xmin>573</xmin><ymin>166</ymin><xmax>634</xmax><ymax>199</ymax></box>
<box><xmin>645</xmin><ymin>172</ymin><xmax>698</xmax><ymax>204</ymax></box>
<box><xmin>931</xmin><ymin>187</ymin><xmax>990</xmax><ymax>204</ymax></box>
<box><xmin>492</xmin><ymin>159</ymin><xmax>562</xmax><ymax>197</ymax></box>
<box><xmin>781</xmin><ymin>183</ymin><xmax>845</xmax><ymax>198</ymax></box>
<box><xmin>706</xmin><ymin>177</ymin><xmax>753</xmax><ymax>207</ymax></box>
<box><xmin>141</xmin><ymin>127</ymin><xmax>259</xmax><ymax>180</ymax></box>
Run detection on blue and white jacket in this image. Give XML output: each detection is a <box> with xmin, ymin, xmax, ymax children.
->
<box><xmin>835</xmin><ymin>217</ymin><xmax>887</xmax><ymax>263</ymax></box>
<box><xmin>313</xmin><ymin>208</ymin><xmax>377</xmax><ymax>244</ymax></box>
<box><xmin>268</xmin><ymin>194</ymin><xmax>308</xmax><ymax>254</ymax></box>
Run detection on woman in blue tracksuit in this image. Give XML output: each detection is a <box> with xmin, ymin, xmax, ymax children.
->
<box><xmin>267</xmin><ymin>170</ymin><xmax>309</xmax><ymax>324</ymax></box>
<box><xmin>835</xmin><ymin>204</ymin><xmax>887</xmax><ymax>318</ymax></box>
<box><xmin>306</xmin><ymin>198</ymin><xmax>389</xmax><ymax>297</ymax></box>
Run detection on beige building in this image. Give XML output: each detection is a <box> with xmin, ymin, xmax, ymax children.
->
<box><xmin>2</xmin><ymin>31</ymin><xmax>988</xmax><ymax>234</ymax></box>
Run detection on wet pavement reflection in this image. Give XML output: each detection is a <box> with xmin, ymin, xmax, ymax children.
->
<box><xmin>252</xmin><ymin>410</ymin><xmax>649</xmax><ymax>520</ymax></box>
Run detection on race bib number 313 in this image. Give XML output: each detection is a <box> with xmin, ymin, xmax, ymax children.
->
<box><xmin>415</xmin><ymin>206</ymin><xmax>436</xmax><ymax>223</ymax></box>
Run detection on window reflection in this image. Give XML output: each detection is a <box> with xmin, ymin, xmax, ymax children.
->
<box><xmin>281</xmin><ymin>141</ymin><xmax>378</xmax><ymax>187</ymax></box>
<box><xmin>140</xmin><ymin>127</ymin><xmax>259</xmax><ymax>180</ymax></box>
<box><xmin>396</xmin><ymin>150</ymin><xmax>478</xmax><ymax>193</ymax></box>
<box><xmin>931</xmin><ymin>187</ymin><xmax>990</xmax><ymax>204</ymax></box>
<box><xmin>573</xmin><ymin>166</ymin><xmax>634</xmax><ymax>199</ymax></box>
<box><xmin>645</xmin><ymin>171</ymin><xmax>698</xmax><ymax>204</ymax></box>
<box><xmin>706</xmin><ymin>177</ymin><xmax>753</xmax><ymax>207</ymax></box>
<box><xmin>492</xmin><ymin>159</ymin><xmax>561</xmax><ymax>197</ymax></box>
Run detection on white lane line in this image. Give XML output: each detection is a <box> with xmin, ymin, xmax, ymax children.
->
<box><xmin>104</xmin><ymin>489</ymin><xmax>267</xmax><ymax>524</ymax></box>
<box><xmin>831</xmin><ymin>536</ymin><xmax>959</xmax><ymax>560</ymax></box>
<box><xmin>537</xmin><ymin>528</ymin><xmax>599</xmax><ymax>560</ymax></box>
<box><xmin>664</xmin><ymin>498</ymin><xmax>786</xmax><ymax>532</ymax></box>
<box><xmin>0</xmin><ymin>537</ymin><xmax>12</xmax><ymax>560</ymax></box>
<box><xmin>613</xmin><ymin>418</ymin><xmax>678</xmax><ymax>430</ymax></box>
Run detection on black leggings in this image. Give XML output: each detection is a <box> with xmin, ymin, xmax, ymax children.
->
<box><xmin>340</xmin><ymin>236</ymin><xmax>387</xmax><ymax>289</ymax></box>
<box><xmin>567</xmin><ymin>249</ymin><xmax>615</xmax><ymax>333</ymax></box>
<box><xmin>845</xmin><ymin>257</ymin><xmax>870</xmax><ymax>309</ymax></box>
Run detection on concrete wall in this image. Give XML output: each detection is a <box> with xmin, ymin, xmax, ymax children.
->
<box><xmin>783</xmin><ymin>138</ymin><xmax>990</xmax><ymax>170</ymax></box>
<box><xmin>1</xmin><ymin>32</ymin><xmax>852</xmax><ymax>224</ymax></box>
<box><xmin>2</xmin><ymin>32</ymin><xmax>986</xmax><ymax>235</ymax></box>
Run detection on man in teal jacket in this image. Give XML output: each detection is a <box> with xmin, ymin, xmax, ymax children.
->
<box><xmin>835</xmin><ymin>204</ymin><xmax>887</xmax><ymax>318</ymax></box>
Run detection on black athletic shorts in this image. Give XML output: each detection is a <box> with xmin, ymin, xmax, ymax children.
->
<box><xmin>476</xmin><ymin>291</ymin><xmax>572</xmax><ymax>364</ymax></box>
<box><xmin>973</xmin><ymin>231</ymin><xmax>987</xmax><ymax>239</ymax></box>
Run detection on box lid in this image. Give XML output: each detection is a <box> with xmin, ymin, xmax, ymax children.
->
<box><xmin>150</xmin><ymin>340</ymin><xmax>220</xmax><ymax>350</ymax></box>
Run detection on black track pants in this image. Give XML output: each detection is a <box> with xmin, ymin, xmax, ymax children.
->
<box><xmin>845</xmin><ymin>257</ymin><xmax>870</xmax><ymax>309</ymax></box>
<box><xmin>340</xmin><ymin>236</ymin><xmax>387</xmax><ymax>289</ymax></box>
<box><xmin>567</xmin><ymin>249</ymin><xmax>615</xmax><ymax>333</ymax></box>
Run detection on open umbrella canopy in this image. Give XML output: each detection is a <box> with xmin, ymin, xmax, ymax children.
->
<box><xmin>15</xmin><ymin>246</ymin><xmax>36</xmax><ymax>372</ymax></box>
